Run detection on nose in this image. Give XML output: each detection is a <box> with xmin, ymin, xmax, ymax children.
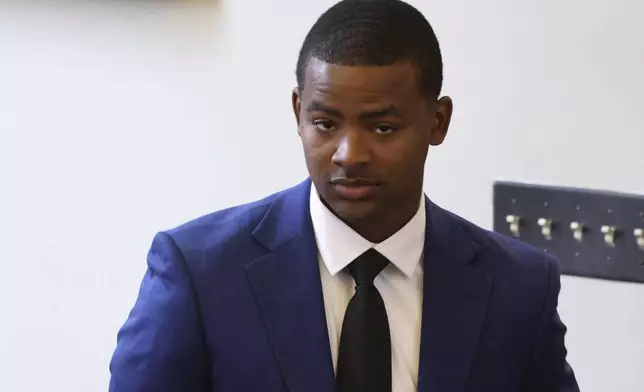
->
<box><xmin>332</xmin><ymin>130</ymin><xmax>370</xmax><ymax>168</ymax></box>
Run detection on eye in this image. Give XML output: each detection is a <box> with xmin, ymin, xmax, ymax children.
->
<box><xmin>313</xmin><ymin>120</ymin><xmax>336</xmax><ymax>133</ymax></box>
<box><xmin>374</xmin><ymin>125</ymin><xmax>397</xmax><ymax>134</ymax></box>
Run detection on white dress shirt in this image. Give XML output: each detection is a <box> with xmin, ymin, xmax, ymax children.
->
<box><xmin>309</xmin><ymin>186</ymin><xmax>426</xmax><ymax>392</ymax></box>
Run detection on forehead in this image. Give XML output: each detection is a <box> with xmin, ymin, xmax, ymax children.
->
<box><xmin>302</xmin><ymin>57</ymin><xmax>424</xmax><ymax>105</ymax></box>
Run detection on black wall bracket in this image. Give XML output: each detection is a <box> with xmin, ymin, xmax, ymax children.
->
<box><xmin>493</xmin><ymin>181</ymin><xmax>644</xmax><ymax>283</ymax></box>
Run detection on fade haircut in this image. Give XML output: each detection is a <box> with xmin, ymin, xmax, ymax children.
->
<box><xmin>296</xmin><ymin>0</ymin><xmax>443</xmax><ymax>98</ymax></box>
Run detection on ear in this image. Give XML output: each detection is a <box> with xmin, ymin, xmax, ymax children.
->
<box><xmin>292</xmin><ymin>87</ymin><xmax>302</xmax><ymax>135</ymax></box>
<box><xmin>429</xmin><ymin>96</ymin><xmax>453</xmax><ymax>146</ymax></box>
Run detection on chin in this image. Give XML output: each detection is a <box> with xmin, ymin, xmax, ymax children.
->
<box><xmin>328</xmin><ymin>198</ymin><xmax>377</xmax><ymax>224</ymax></box>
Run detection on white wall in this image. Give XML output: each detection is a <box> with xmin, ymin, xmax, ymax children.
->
<box><xmin>1</xmin><ymin>1</ymin><xmax>642</xmax><ymax>391</ymax></box>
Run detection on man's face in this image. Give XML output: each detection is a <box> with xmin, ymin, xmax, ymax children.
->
<box><xmin>293</xmin><ymin>58</ymin><xmax>452</xmax><ymax>228</ymax></box>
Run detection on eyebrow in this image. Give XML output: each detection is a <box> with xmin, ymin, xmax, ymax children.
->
<box><xmin>306</xmin><ymin>100</ymin><xmax>344</xmax><ymax>119</ymax></box>
<box><xmin>306</xmin><ymin>100</ymin><xmax>404</xmax><ymax>121</ymax></box>
<box><xmin>358</xmin><ymin>105</ymin><xmax>404</xmax><ymax>121</ymax></box>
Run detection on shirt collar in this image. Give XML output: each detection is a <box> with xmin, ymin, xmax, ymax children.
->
<box><xmin>309</xmin><ymin>184</ymin><xmax>426</xmax><ymax>278</ymax></box>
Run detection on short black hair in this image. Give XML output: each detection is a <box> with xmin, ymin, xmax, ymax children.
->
<box><xmin>296</xmin><ymin>0</ymin><xmax>443</xmax><ymax>98</ymax></box>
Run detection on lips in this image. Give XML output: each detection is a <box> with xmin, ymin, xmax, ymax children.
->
<box><xmin>330</xmin><ymin>178</ymin><xmax>379</xmax><ymax>200</ymax></box>
<box><xmin>332</xmin><ymin>184</ymin><xmax>377</xmax><ymax>200</ymax></box>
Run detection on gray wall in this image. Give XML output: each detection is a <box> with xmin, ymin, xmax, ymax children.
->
<box><xmin>1</xmin><ymin>1</ymin><xmax>642</xmax><ymax>391</ymax></box>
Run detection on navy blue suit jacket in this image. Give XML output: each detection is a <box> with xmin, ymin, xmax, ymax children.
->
<box><xmin>109</xmin><ymin>179</ymin><xmax>579</xmax><ymax>392</ymax></box>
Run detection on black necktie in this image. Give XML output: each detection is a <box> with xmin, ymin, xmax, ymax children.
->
<box><xmin>336</xmin><ymin>248</ymin><xmax>392</xmax><ymax>392</ymax></box>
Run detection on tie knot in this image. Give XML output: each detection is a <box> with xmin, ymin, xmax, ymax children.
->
<box><xmin>348</xmin><ymin>248</ymin><xmax>390</xmax><ymax>286</ymax></box>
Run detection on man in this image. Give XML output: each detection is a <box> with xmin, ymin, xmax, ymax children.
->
<box><xmin>109</xmin><ymin>0</ymin><xmax>580</xmax><ymax>391</ymax></box>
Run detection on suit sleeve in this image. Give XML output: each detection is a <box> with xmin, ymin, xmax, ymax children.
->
<box><xmin>109</xmin><ymin>232</ymin><xmax>209</xmax><ymax>392</ymax></box>
<box><xmin>523</xmin><ymin>256</ymin><xmax>580</xmax><ymax>392</ymax></box>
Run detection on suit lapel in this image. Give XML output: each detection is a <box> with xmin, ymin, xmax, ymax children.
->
<box><xmin>245</xmin><ymin>180</ymin><xmax>336</xmax><ymax>392</ymax></box>
<box><xmin>417</xmin><ymin>200</ymin><xmax>493</xmax><ymax>392</ymax></box>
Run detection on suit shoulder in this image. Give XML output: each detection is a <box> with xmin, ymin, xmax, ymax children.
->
<box><xmin>163</xmin><ymin>188</ymin><xmax>287</xmax><ymax>257</ymax></box>
<box><xmin>445</xmin><ymin>208</ymin><xmax>557</xmax><ymax>275</ymax></box>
